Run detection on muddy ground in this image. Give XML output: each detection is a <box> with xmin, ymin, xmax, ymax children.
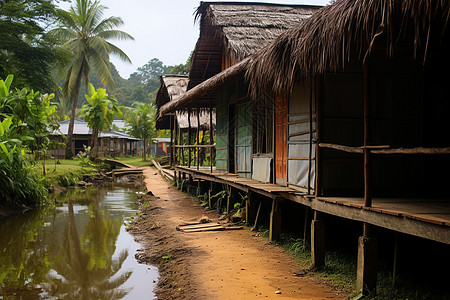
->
<box><xmin>128</xmin><ymin>167</ymin><xmax>347</xmax><ymax>300</ymax></box>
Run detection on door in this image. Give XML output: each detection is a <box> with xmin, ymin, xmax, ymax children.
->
<box><xmin>275</xmin><ymin>94</ymin><xmax>288</xmax><ymax>185</ymax></box>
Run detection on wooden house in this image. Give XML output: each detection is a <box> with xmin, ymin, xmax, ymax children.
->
<box><xmin>156</xmin><ymin>75</ymin><xmax>216</xmax><ymax>166</ymax></box>
<box><xmin>159</xmin><ymin>0</ymin><xmax>450</xmax><ymax>296</ymax></box>
<box><xmin>159</xmin><ymin>2</ymin><xmax>320</xmax><ymax>173</ymax></box>
<box><xmin>51</xmin><ymin>119</ymin><xmax>140</xmax><ymax>158</ymax></box>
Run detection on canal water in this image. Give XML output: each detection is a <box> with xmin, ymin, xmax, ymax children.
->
<box><xmin>0</xmin><ymin>183</ymin><xmax>158</xmax><ymax>299</ymax></box>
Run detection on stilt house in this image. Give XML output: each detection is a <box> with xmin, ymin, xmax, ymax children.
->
<box><xmin>158</xmin><ymin>0</ymin><xmax>450</xmax><ymax>296</ymax></box>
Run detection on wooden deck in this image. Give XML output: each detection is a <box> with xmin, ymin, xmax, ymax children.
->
<box><xmin>175</xmin><ymin>166</ymin><xmax>450</xmax><ymax>245</ymax></box>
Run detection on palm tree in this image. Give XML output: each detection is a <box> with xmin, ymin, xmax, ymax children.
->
<box><xmin>80</xmin><ymin>83</ymin><xmax>122</xmax><ymax>157</ymax></box>
<box><xmin>52</xmin><ymin>0</ymin><xmax>133</xmax><ymax>158</ymax></box>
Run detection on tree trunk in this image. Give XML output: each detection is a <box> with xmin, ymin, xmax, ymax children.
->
<box><xmin>143</xmin><ymin>138</ymin><xmax>146</xmax><ymax>161</ymax></box>
<box><xmin>90</xmin><ymin>127</ymin><xmax>98</xmax><ymax>159</ymax></box>
<box><xmin>65</xmin><ymin>60</ymin><xmax>85</xmax><ymax>159</ymax></box>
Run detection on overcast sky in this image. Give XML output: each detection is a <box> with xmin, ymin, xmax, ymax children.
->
<box><xmin>60</xmin><ymin>0</ymin><xmax>330</xmax><ymax>79</ymax></box>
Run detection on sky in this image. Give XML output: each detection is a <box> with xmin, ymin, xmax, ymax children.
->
<box><xmin>59</xmin><ymin>0</ymin><xmax>330</xmax><ymax>79</ymax></box>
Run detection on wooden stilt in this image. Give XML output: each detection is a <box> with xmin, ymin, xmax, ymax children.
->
<box><xmin>208</xmin><ymin>181</ymin><xmax>212</xmax><ymax>209</ymax></box>
<box><xmin>303</xmin><ymin>207</ymin><xmax>310</xmax><ymax>245</ymax></box>
<box><xmin>253</xmin><ymin>201</ymin><xmax>262</xmax><ymax>230</ymax></box>
<box><xmin>356</xmin><ymin>223</ymin><xmax>378</xmax><ymax>295</ymax></box>
<box><xmin>311</xmin><ymin>210</ymin><xmax>325</xmax><ymax>268</ymax></box>
<box><xmin>392</xmin><ymin>233</ymin><xmax>399</xmax><ymax>287</ymax></box>
<box><xmin>270</xmin><ymin>198</ymin><xmax>282</xmax><ymax>241</ymax></box>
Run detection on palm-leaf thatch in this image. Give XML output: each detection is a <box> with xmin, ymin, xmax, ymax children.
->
<box><xmin>159</xmin><ymin>59</ymin><xmax>248</xmax><ymax>117</ymax></box>
<box><xmin>155</xmin><ymin>75</ymin><xmax>189</xmax><ymax>129</ymax></box>
<box><xmin>245</xmin><ymin>0</ymin><xmax>450</xmax><ymax>96</ymax></box>
<box><xmin>175</xmin><ymin>110</ymin><xmax>216</xmax><ymax>130</ymax></box>
<box><xmin>189</xmin><ymin>2</ymin><xmax>320</xmax><ymax>89</ymax></box>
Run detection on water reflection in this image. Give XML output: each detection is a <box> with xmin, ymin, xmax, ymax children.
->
<box><xmin>0</xmin><ymin>185</ymin><xmax>157</xmax><ymax>299</ymax></box>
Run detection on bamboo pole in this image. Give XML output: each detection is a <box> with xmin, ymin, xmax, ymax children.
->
<box><xmin>210</xmin><ymin>101</ymin><xmax>214</xmax><ymax>173</ymax></box>
<box><xmin>308</xmin><ymin>79</ymin><xmax>313</xmax><ymax>195</ymax></box>
<box><xmin>197</xmin><ymin>106</ymin><xmax>200</xmax><ymax>170</ymax></box>
<box><xmin>363</xmin><ymin>60</ymin><xmax>372</xmax><ymax>208</ymax></box>
<box><xmin>315</xmin><ymin>75</ymin><xmax>323</xmax><ymax>197</ymax></box>
<box><xmin>170</xmin><ymin>114</ymin><xmax>174</xmax><ymax>166</ymax></box>
<box><xmin>188</xmin><ymin>108</ymin><xmax>191</xmax><ymax>168</ymax></box>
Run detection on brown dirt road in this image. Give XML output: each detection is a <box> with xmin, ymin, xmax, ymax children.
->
<box><xmin>129</xmin><ymin>167</ymin><xmax>347</xmax><ymax>300</ymax></box>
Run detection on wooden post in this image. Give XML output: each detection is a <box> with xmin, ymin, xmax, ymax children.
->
<box><xmin>356</xmin><ymin>223</ymin><xmax>378</xmax><ymax>295</ymax></box>
<box><xmin>311</xmin><ymin>210</ymin><xmax>325</xmax><ymax>268</ymax></box>
<box><xmin>208</xmin><ymin>181</ymin><xmax>213</xmax><ymax>209</ymax></box>
<box><xmin>315</xmin><ymin>76</ymin><xmax>323</xmax><ymax>197</ymax></box>
<box><xmin>226</xmin><ymin>188</ymin><xmax>231</xmax><ymax>213</ymax></box>
<box><xmin>308</xmin><ymin>79</ymin><xmax>313</xmax><ymax>194</ymax></box>
<box><xmin>188</xmin><ymin>109</ymin><xmax>191</xmax><ymax>168</ymax></box>
<box><xmin>170</xmin><ymin>114</ymin><xmax>174</xmax><ymax>166</ymax></box>
<box><xmin>197</xmin><ymin>106</ymin><xmax>200</xmax><ymax>170</ymax></box>
<box><xmin>209</xmin><ymin>101</ymin><xmax>213</xmax><ymax>173</ymax></box>
<box><xmin>303</xmin><ymin>207</ymin><xmax>310</xmax><ymax>245</ymax></box>
<box><xmin>363</xmin><ymin>61</ymin><xmax>372</xmax><ymax>207</ymax></box>
<box><xmin>269</xmin><ymin>198</ymin><xmax>282</xmax><ymax>241</ymax></box>
<box><xmin>252</xmin><ymin>201</ymin><xmax>262</xmax><ymax>230</ymax></box>
<box><xmin>392</xmin><ymin>233</ymin><xmax>399</xmax><ymax>287</ymax></box>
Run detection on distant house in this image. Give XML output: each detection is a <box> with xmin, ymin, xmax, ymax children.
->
<box><xmin>51</xmin><ymin>118</ymin><xmax>140</xmax><ymax>158</ymax></box>
<box><xmin>151</xmin><ymin>137</ymin><xmax>172</xmax><ymax>156</ymax></box>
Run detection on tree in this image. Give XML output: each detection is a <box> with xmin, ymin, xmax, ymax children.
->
<box><xmin>126</xmin><ymin>103</ymin><xmax>155</xmax><ymax>161</ymax></box>
<box><xmin>129</xmin><ymin>58</ymin><xmax>172</xmax><ymax>85</ymax></box>
<box><xmin>170</xmin><ymin>52</ymin><xmax>192</xmax><ymax>75</ymax></box>
<box><xmin>0</xmin><ymin>0</ymin><xmax>65</xmax><ymax>91</ymax></box>
<box><xmin>51</xmin><ymin>0</ymin><xmax>134</xmax><ymax>158</ymax></box>
<box><xmin>80</xmin><ymin>84</ymin><xmax>122</xmax><ymax>158</ymax></box>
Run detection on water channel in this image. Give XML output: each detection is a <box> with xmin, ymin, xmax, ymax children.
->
<box><xmin>0</xmin><ymin>183</ymin><xmax>158</xmax><ymax>299</ymax></box>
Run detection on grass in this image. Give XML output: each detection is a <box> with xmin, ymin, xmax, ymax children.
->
<box><xmin>112</xmin><ymin>155</ymin><xmax>155</xmax><ymax>167</ymax></box>
<box><xmin>34</xmin><ymin>158</ymin><xmax>98</xmax><ymax>188</ymax></box>
<box><xmin>258</xmin><ymin>228</ymin><xmax>450</xmax><ymax>299</ymax></box>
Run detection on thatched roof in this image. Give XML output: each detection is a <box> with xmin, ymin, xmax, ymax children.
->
<box><xmin>176</xmin><ymin>110</ymin><xmax>216</xmax><ymax>130</ymax></box>
<box><xmin>245</xmin><ymin>0</ymin><xmax>450</xmax><ymax>95</ymax></box>
<box><xmin>155</xmin><ymin>75</ymin><xmax>189</xmax><ymax>129</ymax></box>
<box><xmin>159</xmin><ymin>2</ymin><xmax>320</xmax><ymax>116</ymax></box>
<box><xmin>155</xmin><ymin>75</ymin><xmax>189</xmax><ymax>108</ymax></box>
<box><xmin>159</xmin><ymin>59</ymin><xmax>248</xmax><ymax>116</ymax></box>
<box><xmin>188</xmin><ymin>2</ymin><xmax>320</xmax><ymax>90</ymax></box>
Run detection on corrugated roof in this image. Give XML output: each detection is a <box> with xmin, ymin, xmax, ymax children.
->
<box><xmin>56</xmin><ymin>118</ymin><xmax>139</xmax><ymax>140</ymax></box>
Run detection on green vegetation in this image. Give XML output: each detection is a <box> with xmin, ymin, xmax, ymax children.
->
<box><xmin>161</xmin><ymin>253</ymin><xmax>173</xmax><ymax>264</ymax></box>
<box><xmin>0</xmin><ymin>0</ymin><xmax>66</xmax><ymax>91</ymax></box>
<box><xmin>125</xmin><ymin>103</ymin><xmax>156</xmax><ymax>161</ymax></box>
<box><xmin>0</xmin><ymin>75</ymin><xmax>58</xmax><ymax>208</ymax></box>
<box><xmin>112</xmin><ymin>156</ymin><xmax>154</xmax><ymax>167</ymax></box>
<box><xmin>51</xmin><ymin>0</ymin><xmax>134</xmax><ymax>157</ymax></box>
<box><xmin>80</xmin><ymin>84</ymin><xmax>122</xmax><ymax>157</ymax></box>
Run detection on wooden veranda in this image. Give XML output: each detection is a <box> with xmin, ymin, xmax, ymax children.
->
<box><xmin>174</xmin><ymin>165</ymin><xmax>450</xmax><ymax>245</ymax></box>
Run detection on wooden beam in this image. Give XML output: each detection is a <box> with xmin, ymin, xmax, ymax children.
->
<box><xmin>188</xmin><ymin>109</ymin><xmax>191</xmax><ymax>168</ymax></box>
<box><xmin>210</xmin><ymin>101</ymin><xmax>214</xmax><ymax>173</ymax></box>
<box><xmin>197</xmin><ymin>106</ymin><xmax>200</xmax><ymax>170</ymax></box>
<box><xmin>364</xmin><ymin>58</ymin><xmax>372</xmax><ymax>207</ymax></box>
<box><xmin>279</xmin><ymin>193</ymin><xmax>450</xmax><ymax>245</ymax></box>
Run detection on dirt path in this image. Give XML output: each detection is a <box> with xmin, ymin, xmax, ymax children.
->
<box><xmin>129</xmin><ymin>167</ymin><xmax>346</xmax><ymax>299</ymax></box>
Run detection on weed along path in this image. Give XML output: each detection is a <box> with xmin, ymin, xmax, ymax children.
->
<box><xmin>130</xmin><ymin>167</ymin><xmax>345</xmax><ymax>300</ymax></box>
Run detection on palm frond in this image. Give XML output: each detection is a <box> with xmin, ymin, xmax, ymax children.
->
<box><xmin>93</xmin><ymin>16</ymin><xmax>125</xmax><ymax>33</ymax></box>
<box><xmin>106</xmin><ymin>42</ymin><xmax>132</xmax><ymax>63</ymax></box>
<box><xmin>96</xmin><ymin>30</ymin><xmax>134</xmax><ymax>41</ymax></box>
<box><xmin>89</xmin><ymin>49</ymin><xmax>114</xmax><ymax>89</ymax></box>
